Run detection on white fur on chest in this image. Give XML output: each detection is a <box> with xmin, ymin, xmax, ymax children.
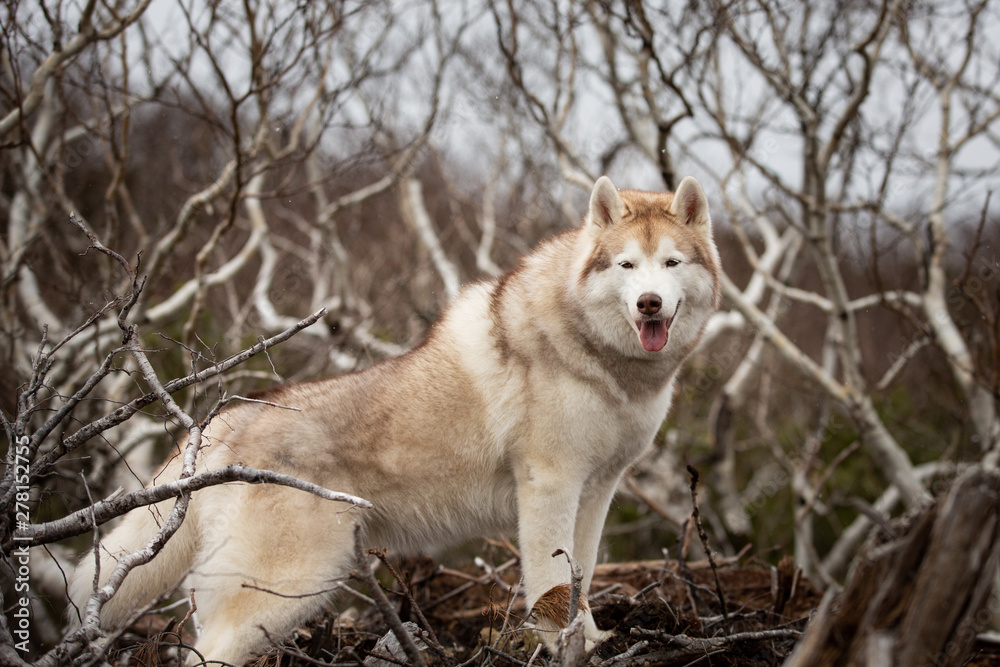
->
<box><xmin>446</xmin><ymin>285</ymin><xmax>674</xmax><ymax>471</ymax></box>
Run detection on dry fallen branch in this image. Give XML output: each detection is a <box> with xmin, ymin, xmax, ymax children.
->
<box><xmin>629</xmin><ymin>626</ymin><xmax>802</xmax><ymax>663</ymax></box>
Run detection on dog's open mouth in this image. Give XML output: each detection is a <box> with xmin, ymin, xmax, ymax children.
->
<box><xmin>638</xmin><ymin>319</ymin><xmax>670</xmax><ymax>352</ymax></box>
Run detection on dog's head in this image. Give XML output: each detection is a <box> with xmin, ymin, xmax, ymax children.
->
<box><xmin>576</xmin><ymin>176</ymin><xmax>721</xmax><ymax>357</ymax></box>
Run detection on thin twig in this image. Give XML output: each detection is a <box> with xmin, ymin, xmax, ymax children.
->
<box><xmin>624</xmin><ymin>475</ymin><xmax>684</xmax><ymax>529</ymax></box>
<box><xmin>371</xmin><ymin>550</ymin><xmax>448</xmax><ymax>662</ymax></box>
<box><xmin>241</xmin><ymin>580</ymin><xmax>350</xmax><ymax>600</ymax></box>
<box><xmin>632</xmin><ymin>581</ymin><xmax>660</xmax><ymax>600</ymax></box>
<box><xmin>483</xmin><ymin>645</ymin><xmax>526</xmax><ymax>666</ymax></box>
<box><xmin>687</xmin><ymin>465</ymin><xmax>729</xmax><ymax>634</ymax></box>
<box><xmin>68</xmin><ymin>212</ymin><xmax>137</xmax><ymax>281</ymax></box>
<box><xmin>552</xmin><ymin>548</ymin><xmax>584</xmax><ymax>624</ymax></box>
<box><xmin>226</xmin><ymin>395</ymin><xmax>302</xmax><ymax>411</ymax></box>
<box><xmin>524</xmin><ymin>642</ymin><xmax>543</xmax><ymax>667</ymax></box>
<box><xmin>491</xmin><ymin>578</ymin><xmax>523</xmax><ymax>651</ymax></box>
<box><xmin>674</xmin><ymin>519</ymin><xmax>702</xmax><ymax>622</ymax></box>
<box><xmin>426</xmin><ymin>557</ymin><xmax>517</xmax><ymax>609</ymax></box>
<box><xmin>350</xmin><ymin>525</ymin><xmax>426</xmax><ymax>667</ymax></box>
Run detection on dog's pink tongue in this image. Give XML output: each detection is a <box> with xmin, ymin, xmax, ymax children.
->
<box><xmin>639</xmin><ymin>321</ymin><xmax>668</xmax><ymax>352</ymax></box>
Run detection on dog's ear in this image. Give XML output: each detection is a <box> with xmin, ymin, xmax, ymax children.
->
<box><xmin>588</xmin><ymin>176</ymin><xmax>624</xmax><ymax>229</ymax></box>
<box><xmin>670</xmin><ymin>177</ymin><xmax>711</xmax><ymax>232</ymax></box>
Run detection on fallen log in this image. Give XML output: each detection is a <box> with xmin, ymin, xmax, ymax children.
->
<box><xmin>785</xmin><ymin>465</ymin><xmax>1000</xmax><ymax>667</ymax></box>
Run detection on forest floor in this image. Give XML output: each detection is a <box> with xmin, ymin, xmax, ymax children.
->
<box><xmin>115</xmin><ymin>543</ymin><xmax>1000</xmax><ymax>666</ymax></box>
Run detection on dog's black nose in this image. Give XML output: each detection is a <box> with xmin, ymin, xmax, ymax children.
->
<box><xmin>637</xmin><ymin>293</ymin><xmax>662</xmax><ymax>315</ymax></box>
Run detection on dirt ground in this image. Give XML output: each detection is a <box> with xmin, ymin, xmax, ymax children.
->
<box><xmin>113</xmin><ymin>543</ymin><xmax>1000</xmax><ymax>666</ymax></box>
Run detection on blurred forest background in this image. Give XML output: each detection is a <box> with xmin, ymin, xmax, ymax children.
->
<box><xmin>1</xmin><ymin>0</ymin><xmax>999</xmax><ymax>661</ymax></box>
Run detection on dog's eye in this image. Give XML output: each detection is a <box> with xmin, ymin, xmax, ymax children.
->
<box><xmin>619</xmin><ymin>261</ymin><xmax>634</xmax><ymax>269</ymax></box>
<box><xmin>665</xmin><ymin>259</ymin><xmax>681</xmax><ymax>267</ymax></box>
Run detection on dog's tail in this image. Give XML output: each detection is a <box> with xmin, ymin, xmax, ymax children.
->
<box><xmin>67</xmin><ymin>493</ymin><xmax>200</xmax><ymax>630</ymax></box>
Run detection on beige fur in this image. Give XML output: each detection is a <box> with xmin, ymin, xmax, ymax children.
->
<box><xmin>68</xmin><ymin>176</ymin><xmax>720</xmax><ymax>664</ymax></box>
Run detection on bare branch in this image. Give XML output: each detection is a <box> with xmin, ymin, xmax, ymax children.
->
<box><xmin>15</xmin><ymin>464</ymin><xmax>372</xmax><ymax>548</ymax></box>
<box><xmin>399</xmin><ymin>178</ymin><xmax>462</xmax><ymax>299</ymax></box>
<box><xmin>36</xmin><ymin>310</ymin><xmax>326</xmax><ymax>475</ymax></box>
<box><xmin>0</xmin><ymin>0</ymin><xmax>155</xmax><ymax>138</ymax></box>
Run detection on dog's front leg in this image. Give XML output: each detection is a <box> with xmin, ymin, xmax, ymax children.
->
<box><xmin>573</xmin><ymin>474</ymin><xmax>621</xmax><ymax>591</ymax></box>
<box><xmin>514</xmin><ymin>460</ymin><xmax>595</xmax><ymax>649</ymax></box>
<box><xmin>571</xmin><ymin>474</ymin><xmax>621</xmax><ymax>644</ymax></box>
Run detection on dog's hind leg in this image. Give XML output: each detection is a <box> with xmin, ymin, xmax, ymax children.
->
<box><xmin>184</xmin><ymin>484</ymin><xmax>360</xmax><ymax>665</ymax></box>
<box><xmin>189</xmin><ymin>573</ymin><xmax>347</xmax><ymax>666</ymax></box>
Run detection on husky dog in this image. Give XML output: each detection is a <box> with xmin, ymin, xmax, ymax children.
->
<box><xmin>69</xmin><ymin>176</ymin><xmax>721</xmax><ymax>664</ymax></box>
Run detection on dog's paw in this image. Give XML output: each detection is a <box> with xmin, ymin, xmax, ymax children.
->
<box><xmin>584</xmin><ymin>623</ymin><xmax>613</xmax><ymax>648</ymax></box>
